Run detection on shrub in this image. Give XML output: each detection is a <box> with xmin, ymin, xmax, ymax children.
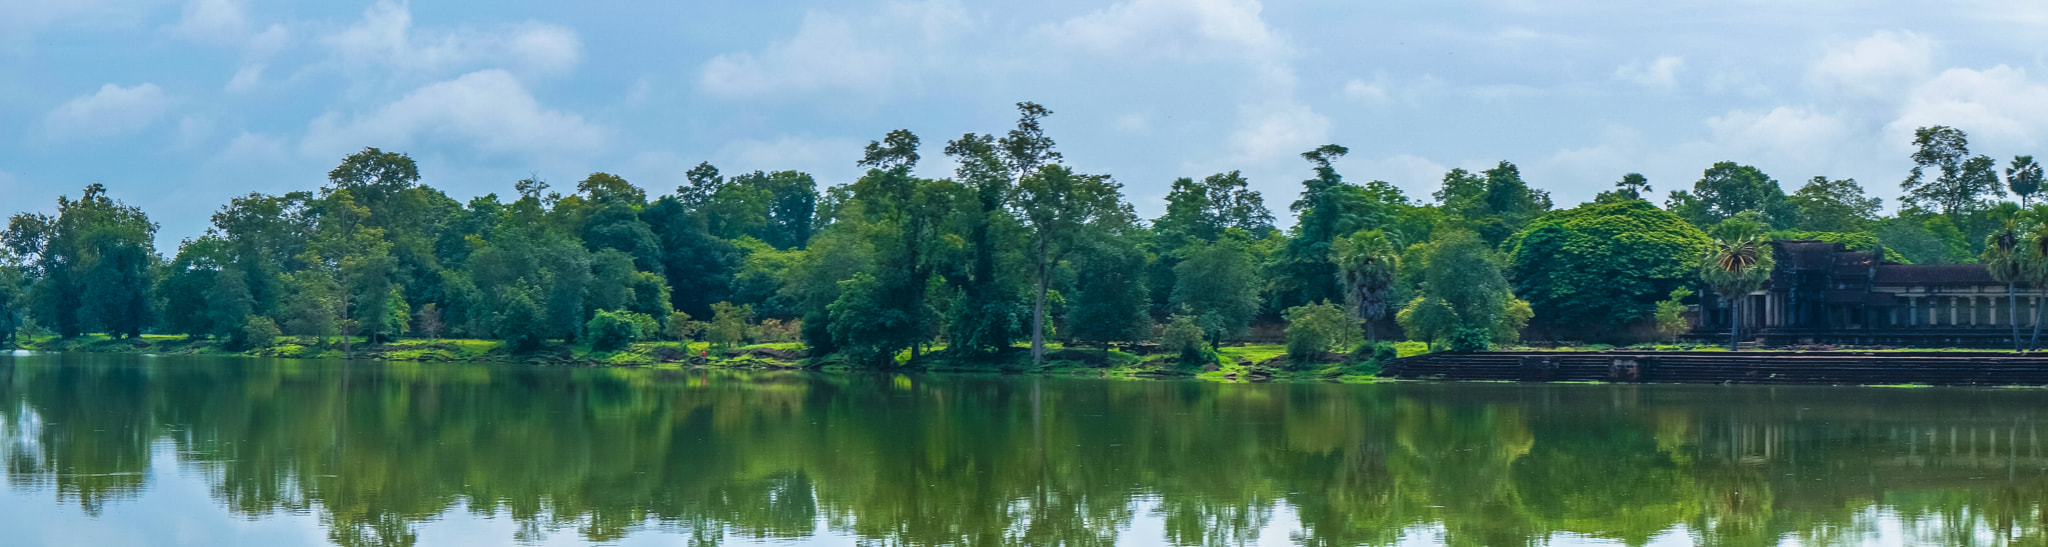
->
<box><xmin>242</xmin><ymin>317</ymin><xmax>281</xmax><ymax>350</ymax></box>
<box><xmin>587</xmin><ymin>309</ymin><xmax>651</xmax><ymax>351</ymax></box>
<box><xmin>1448</xmin><ymin>328</ymin><xmax>1494</xmax><ymax>352</ymax></box>
<box><xmin>665</xmin><ymin>311</ymin><xmax>703</xmax><ymax>342</ymax></box>
<box><xmin>707</xmin><ymin>302</ymin><xmax>756</xmax><ymax>348</ymax></box>
<box><xmin>1348</xmin><ymin>340</ymin><xmax>1398</xmax><ymax>375</ymax></box>
<box><xmin>1284</xmin><ymin>300</ymin><xmax>1357</xmax><ymax>368</ymax></box>
<box><xmin>1160</xmin><ymin>315</ymin><xmax>1213</xmax><ymax>369</ymax></box>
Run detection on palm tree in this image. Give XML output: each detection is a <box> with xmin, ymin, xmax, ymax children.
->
<box><xmin>2023</xmin><ymin>216</ymin><xmax>2048</xmax><ymax>351</ymax></box>
<box><xmin>1334</xmin><ymin>230</ymin><xmax>1399</xmax><ymax>343</ymax></box>
<box><xmin>1984</xmin><ymin>220</ymin><xmax>2023</xmax><ymax>351</ymax></box>
<box><xmin>1701</xmin><ymin>235</ymin><xmax>1774</xmax><ymax>351</ymax></box>
<box><xmin>2009</xmin><ymin>156</ymin><xmax>2043</xmax><ymax>207</ymax></box>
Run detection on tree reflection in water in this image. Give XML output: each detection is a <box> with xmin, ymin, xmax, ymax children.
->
<box><xmin>4</xmin><ymin>353</ymin><xmax>2048</xmax><ymax>546</ymax></box>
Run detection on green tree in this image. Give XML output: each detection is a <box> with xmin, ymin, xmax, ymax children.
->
<box><xmin>2009</xmin><ymin>156</ymin><xmax>2043</xmax><ymax>207</ymax></box>
<box><xmin>1150</xmin><ymin>171</ymin><xmax>1275</xmax><ymax>316</ymax></box>
<box><xmin>496</xmin><ymin>284</ymin><xmax>547</xmax><ymax>352</ymax></box>
<box><xmin>1172</xmin><ymin>234</ymin><xmax>1261</xmax><ymax>345</ymax></box>
<box><xmin>1616</xmin><ymin>173</ymin><xmax>1651</xmax><ymax>199</ymax></box>
<box><xmin>707</xmin><ymin>301</ymin><xmax>755</xmax><ymax>349</ymax></box>
<box><xmin>242</xmin><ymin>316</ymin><xmax>280</xmax><ymax>349</ymax></box>
<box><xmin>940</xmin><ymin>132</ymin><xmax>1028</xmax><ymax>355</ymax></box>
<box><xmin>206</xmin><ymin>263</ymin><xmax>255</xmax><ymax>346</ymax></box>
<box><xmin>1158</xmin><ymin>314</ymin><xmax>1212</xmax><ymax>369</ymax></box>
<box><xmin>1284</xmin><ymin>300</ymin><xmax>1357</xmax><ymax>367</ymax></box>
<box><xmin>1333</xmin><ymin>230</ymin><xmax>1399</xmax><ymax>342</ymax></box>
<box><xmin>1066</xmin><ymin>233</ymin><xmax>1151</xmax><ymax>352</ymax></box>
<box><xmin>2024</xmin><ymin>218</ymin><xmax>2048</xmax><ymax>350</ymax></box>
<box><xmin>1902</xmin><ymin>126</ymin><xmax>2003</xmax><ymax>219</ymax></box>
<box><xmin>1017</xmin><ymin>164</ymin><xmax>1126</xmax><ymax>365</ymax></box>
<box><xmin>1507</xmin><ymin>201</ymin><xmax>1711</xmax><ymax>342</ymax></box>
<box><xmin>1665</xmin><ymin>162</ymin><xmax>1793</xmax><ymax>229</ymax></box>
<box><xmin>1269</xmin><ymin>145</ymin><xmax>1374</xmax><ymax>310</ymax></box>
<box><xmin>827</xmin><ymin>273</ymin><xmax>906</xmax><ymax>366</ymax></box>
<box><xmin>586</xmin><ymin>309</ymin><xmax>649</xmax><ymax>351</ymax></box>
<box><xmin>1700</xmin><ymin>233</ymin><xmax>1775</xmax><ymax>351</ymax></box>
<box><xmin>1397</xmin><ymin>230</ymin><xmax>1528</xmax><ymax>350</ymax></box>
<box><xmin>1654</xmin><ymin>287</ymin><xmax>1693</xmax><ymax>342</ymax></box>
<box><xmin>1984</xmin><ymin>221</ymin><xmax>2023</xmax><ymax>351</ymax></box>
<box><xmin>1787</xmin><ymin>176</ymin><xmax>1881</xmax><ymax>232</ymax></box>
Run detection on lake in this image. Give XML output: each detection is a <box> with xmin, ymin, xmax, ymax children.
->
<box><xmin>1</xmin><ymin>352</ymin><xmax>2045</xmax><ymax>546</ymax></box>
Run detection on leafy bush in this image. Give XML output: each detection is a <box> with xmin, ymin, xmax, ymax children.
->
<box><xmin>1283</xmin><ymin>300</ymin><xmax>1357</xmax><ymax>368</ymax></box>
<box><xmin>242</xmin><ymin>316</ymin><xmax>281</xmax><ymax>349</ymax></box>
<box><xmin>665</xmin><ymin>311</ymin><xmax>703</xmax><ymax>341</ymax></box>
<box><xmin>1448</xmin><ymin>328</ymin><xmax>1493</xmax><ymax>352</ymax></box>
<box><xmin>1348</xmin><ymin>340</ymin><xmax>1398</xmax><ymax>375</ymax></box>
<box><xmin>497</xmin><ymin>288</ymin><xmax>547</xmax><ymax>353</ymax></box>
<box><xmin>1160</xmin><ymin>315</ymin><xmax>1213</xmax><ymax>369</ymax></box>
<box><xmin>708</xmin><ymin>302</ymin><xmax>756</xmax><ymax>348</ymax></box>
<box><xmin>586</xmin><ymin>309</ymin><xmax>652</xmax><ymax>351</ymax></box>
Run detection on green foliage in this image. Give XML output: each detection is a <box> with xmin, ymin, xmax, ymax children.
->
<box><xmin>1879</xmin><ymin>215</ymin><xmax>1973</xmax><ymax>264</ymax></box>
<box><xmin>1902</xmin><ymin>126</ymin><xmax>2003</xmax><ymax>218</ymax></box>
<box><xmin>1158</xmin><ymin>315</ymin><xmax>1212</xmax><ymax>369</ymax></box>
<box><xmin>1172</xmin><ymin>234</ymin><xmax>1261</xmax><ymax>344</ymax></box>
<box><xmin>1397</xmin><ymin>230</ymin><xmax>1529</xmax><ymax>348</ymax></box>
<box><xmin>1701</xmin><ymin>233</ymin><xmax>1777</xmax><ymax>350</ymax></box>
<box><xmin>1508</xmin><ymin>200</ymin><xmax>1709</xmax><ymax>342</ymax></box>
<box><xmin>664</xmin><ymin>311</ymin><xmax>702</xmax><ymax>342</ymax></box>
<box><xmin>586</xmin><ymin>309</ymin><xmax>652</xmax><ymax>351</ymax></box>
<box><xmin>707</xmin><ymin>302</ymin><xmax>755</xmax><ymax>349</ymax></box>
<box><xmin>1333</xmin><ymin>230</ymin><xmax>1398</xmax><ymax>341</ymax></box>
<box><xmin>1788</xmin><ymin>176</ymin><xmax>1881</xmax><ymax>232</ymax></box>
<box><xmin>1665</xmin><ymin>162</ymin><xmax>1792</xmax><ymax>229</ymax></box>
<box><xmin>497</xmin><ymin>286</ymin><xmax>547</xmax><ymax>353</ymax></box>
<box><xmin>1283</xmin><ymin>301</ymin><xmax>1356</xmax><ymax>367</ymax></box>
<box><xmin>242</xmin><ymin>316</ymin><xmax>281</xmax><ymax>349</ymax></box>
<box><xmin>1654</xmin><ymin>287</ymin><xmax>1693</xmax><ymax>341</ymax></box>
<box><xmin>1066</xmin><ymin>234</ymin><xmax>1151</xmax><ymax>348</ymax></box>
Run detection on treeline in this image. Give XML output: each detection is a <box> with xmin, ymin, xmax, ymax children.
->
<box><xmin>0</xmin><ymin>102</ymin><xmax>2036</xmax><ymax>362</ymax></box>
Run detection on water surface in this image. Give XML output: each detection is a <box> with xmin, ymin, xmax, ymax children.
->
<box><xmin>2</xmin><ymin>352</ymin><xmax>2045</xmax><ymax>546</ymax></box>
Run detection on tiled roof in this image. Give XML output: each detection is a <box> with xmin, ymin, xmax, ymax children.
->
<box><xmin>1872</xmin><ymin>264</ymin><xmax>1999</xmax><ymax>285</ymax></box>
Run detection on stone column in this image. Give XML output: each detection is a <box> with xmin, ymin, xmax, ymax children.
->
<box><xmin>1950</xmin><ymin>296</ymin><xmax>1959</xmax><ymax>327</ymax></box>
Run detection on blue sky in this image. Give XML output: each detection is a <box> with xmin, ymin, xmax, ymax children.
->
<box><xmin>6</xmin><ymin>0</ymin><xmax>2048</xmax><ymax>244</ymax></box>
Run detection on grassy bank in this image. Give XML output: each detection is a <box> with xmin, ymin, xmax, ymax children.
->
<box><xmin>10</xmin><ymin>335</ymin><xmax>1433</xmax><ymax>383</ymax></box>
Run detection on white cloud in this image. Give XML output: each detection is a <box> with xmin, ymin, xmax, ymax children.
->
<box><xmin>44</xmin><ymin>83</ymin><xmax>170</xmax><ymax>140</ymax></box>
<box><xmin>174</xmin><ymin>0</ymin><xmax>245</xmax><ymax>40</ymax></box>
<box><xmin>1112</xmin><ymin>113</ymin><xmax>1149</xmax><ymax>132</ymax></box>
<box><xmin>1887</xmin><ymin>65</ymin><xmax>2048</xmax><ymax>151</ymax></box>
<box><xmin>718</xmin><ymin>135</ymin><xmax>862</xmax><ymax>178</ymax></box>
<box><xmin>1705</xmin><ymin>106</ymin><xmax>1851</xmax><ymax>164</ymax></box>
<box><xmin>697</xmin><ymin>0</ymin><xmax>968</xmax><ymax>100</ymax></box>
<box><xmin>1227</xmin><ymin>96</ymin><xmax>1329</xmax><ymax>165</ymax></box>
<box><xmin>300</xmin><ymin>69</ymin><xmax>604</xmax><ymax>160</ymax></box>
<box><xmin>1037</xmin><ymin>0</ymin><xmax>1282</xmax><ymax>61</ymax></box>
<box><xmin>1810</xmin><ymin>30</ymin><xmax>1935</xmax><ymax>102</ymax></box>
<box><xmin>1614</xmin><ymin>56</ymin><xmax>1684</xmax><ymax>90</ymax></box>
<box><xmin>217</xmin><ymin>131</ymin><xmax>291</xmax><ymax>164</ymax></box>
<box><xmin>1342</xmin><ymin>78</ymin><xmax>1390</xmax><ymax>104</ymax></box>
<box><xmin>225</xmin><ymin>64</ymin><xmax>263</xmax><ymax>92</ymax></box>
<box><xmin>325</xmin><ymin>0</ymin><xmax>581</xmax><ymax>80</ymax></box>
<box><xmin>1351</xmin><ymin>153</ymin><xmax>1450</xmax><ymax>199</ymax></box>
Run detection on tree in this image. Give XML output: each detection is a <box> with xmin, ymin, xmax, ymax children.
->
<box><xmin>1172</xmin><ymin>234</ymin><xmax>1261</xmax><ymax>345</ymax></box>
<box><xmin>707</xmin><ymin>301</ymin><xmax>755</xmax><ymax>349</ymax></box>
<box><xmin>1654</xmin><ymin>287</ymin><xmax>1693</xmax><ymax>342</ymax></box>
<box><xmin>941</xmin><ymin>132</ymin><xmax>1028</xmax><ymax>355</ymax></box>
<box><xmin>1666</xmin><ymin>162</ymin><xmax>1792</xmax><ymax>229</ymax></box>
<box><xmin>1332</xmin><ymin>230</ymin><xmax>1398</xmax><ymax>342</ymax></box>
<box><xmin>1616</xmin><ymin>173</ymin><xmax>1651</xmax><ymax>199</ymax></box>
<box><xmin>496</xmin><ymin>285</ymin><xmax>547</xmax><ymax>352</ymax></box>
<box><xmin>4</xmin><ymin>184</ymin><xmax>159</xmax><ymax>338</ymax></box>
<box><xmin>1984</xmin><ymin>221</ymin><xmax>2023</xmax><ymax>351</ymax></box>
<box><xmin>1284</xmin><ymin>301</ymin><xmax>1357</xmax><ymax>368</ymax></box>
<box><xmin>242</xmin><ymin>316</ymin><xmax>280</xmax><ymax>349</ymax></box>
<box><xmin>1269</xmin><ymin>145</ymin><xmax>1374</xmax><ymax>310</ymax></box>
<box><xmin>1787</xmin><ymin>176</ymin><xmax>1882</xmax><ymax>233</ymax></box>
<box><xmin>1017</xmin><ymin>165</ymin><xmax>1125</xmax><ymax>365</ymax></box>
<box><xmin>587</xmin><ymin>309</ymin><xmax>650</xmax><ymax>351</ymax></box>
<box><xmin>1396</xmin><ymin>230</ymin><xmax>1527</xmax><ymax>350</ymax></box>
<box><xmin>2009</xmin><ymin>156</ymin><xmax>2043</xmax><ymax>207</ymax></box>
<box><xmin>1066</xmin><ymin>234</ymin><xmax>1150</xmax><ymax>352</ymax></box>
<box><xmin>2025</xmin><ymin>218</ymin><xmax>2048</xmax><ymax>350</ymax></box>
<box><xmin>1902</xmin><ymin>126</ymin><xmax>2003</xmax><ymax>218</ymax></box>
<box><xmin>1507</xmin><ymin>201</ymin><xmax>1711</xmax><ymax>342</ymax></box>
<box><xmin>1701</xmin><ymin>233</ymin><xmax>1775</xmax><ymax>351</ymax></box>
<box><xmin>414</xmin><ymin>303</ymin><xmax>444</xmax><ymax>342</ymax></box>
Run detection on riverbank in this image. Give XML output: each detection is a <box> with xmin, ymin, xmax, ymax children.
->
<box><xmin>1387</xmin><ymin>350</ymin><xmax>2048</xmax><ymax>386</ymax></box>
<box><xmin>11</xmin><ymin>334</ymin><xmax>1423</xmax><ymax>383</ymax></box>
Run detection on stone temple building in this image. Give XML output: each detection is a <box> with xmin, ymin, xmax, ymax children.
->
<box><xmin>1691</xmin><ymin>240</ymin><xmax>2032</xmax><ymax>347</ymax></box>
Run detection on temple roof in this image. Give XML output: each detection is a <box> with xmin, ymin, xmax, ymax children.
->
<box><xmin>1872</xmin><ymin>264</ymin><xmax>1999</xmax><ymax>285</ymax></box>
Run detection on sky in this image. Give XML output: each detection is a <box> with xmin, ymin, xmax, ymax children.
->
<box><xmin>6</xmin><ymin>0</ymin><xmax>2048</xmax><ymax>245</ymax></box>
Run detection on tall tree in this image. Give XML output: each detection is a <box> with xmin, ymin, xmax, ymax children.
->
<box><xmin>1269</xmin><ymin>145</ymin><xmax>1374</xmax><ymax>311</ymax></box>
<box><xmin>941</xmin><ymin>132</ymin><xmax>1027</xmax><ymax>355</ymax></box>
<box><xmin>1666</xmin><ymin>162</ymin><xmax>1793</xmax><ymax>229</ymax></box>
<box><xmin>1017</xmin><ymin>165</ymin><xmax>1124</xmax><ymax>366</ymax></box>
<box><xmin>4</xmin><ymin>184</ymin><xmax>158</xmax><ymax>338</ymax></box>
<box><xmin>1700</xmin><ymin>232</ymin><xmax>1774</xmax><ymax>352</ymax></box>
<box><xmin>1984</xmin><ymin>221</ymin><xmax>2023</xmax><ymax>352</ymax></box>
<box><xmin>2009</xmin><ymin>156</ymin><xmax>2043</xmax><ymax>207</ymax></box>
<box><xmin>1902</xmin><ymin>126</ymin><xmax>2003</xmax><ymax>218</ymax></box>
<box><xmin>1507</xmin><ymin>201</ymin><xmax>1710</xmax><ymax>342</ymax></box>
<box><xmin>1787</xmin><ymin>176</ymin><xmax>1882</xmax><ymax>233</ymax></box>
<box><xmin>1172</xmin><ymin>234</ymin><xmax>1262</xmax><ymax>345</ymax></box>
<box><xmin>1333</xmin><ymin>230</ymin><xmax>1399</xmax><ymax>342</ymax></box>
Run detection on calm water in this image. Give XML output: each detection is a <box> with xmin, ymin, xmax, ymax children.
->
<box><xmin>2</xmin><ymin>354</ymin><xmax>2047</xmax><ymax>546</ymax></box>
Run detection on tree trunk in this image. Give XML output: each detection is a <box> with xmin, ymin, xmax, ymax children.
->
<box><xmin>2035</xmin><ymin>291</ymin><xmax>2046</xmax><ymax>352</ymax></box>
<box><xmin>2012</xmin><ymin>281</ymin><xmax>2021</xmax><ymax>352</ymax></box>
<box><xmin>1031</xmin><ymin>257</ymin><xmax>1047</xmax><ymax>366</ymax></box>
<box><xmin>1727</xmin><ymin>297</ymin><xmax>1741</xmax><ymax>352</ymax></box>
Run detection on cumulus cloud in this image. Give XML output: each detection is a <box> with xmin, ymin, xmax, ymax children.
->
<box><xmin>1614</xmin><ymin>56</ymin><xmax>1684</xmax><ymax>90</ymax></box>
<box><xmin>174</xmin><ymin>0</ymin><xmax>245</xmax><ymax>40</ymax></box>
<box><xmin>1706</xmin><ymin>106</ymin><xmax>1851</xmax><ymax>160</ymax></box>
<box><xmin>718</xmin><ymin>135</ymin><xmax>863</xmax><ymax>178</ymax></box>
<box><xmin>1886</xmin><ymin>65</ymin><xmax>2048</xmax><ymax>151</ymax></box>
<box><xmin>44</xmin><ymin>83</ymin><xmax>171</xmax><ymax>140</ymax></box>
<box><xmin>1342</xmin><ymin>78</ymin><xmax>1390</xmax><ymax>104</ymax></box>
<box><xmin>1037</xmin><ymin>0</ymin><xmax>1282</xmax><ymax>61</ymax></box>
<box><xmin>325</xmin><ymin>0</ymin><xmax>581</xmax><ymax>79</ymax></box>
<box><xmin>697</xmin><ymin>0</ymin><xmax>968</xmax><ymax>99</ymax></box>
<box><xmin>300</xmin><ymin>69</ymin><xmax>604</xmax><ymax>160</ymax></box>
<box><xmin>1810</xmin><ymin>30</ymin><xmax>1935</xmax><ymax>102</ymax></box>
